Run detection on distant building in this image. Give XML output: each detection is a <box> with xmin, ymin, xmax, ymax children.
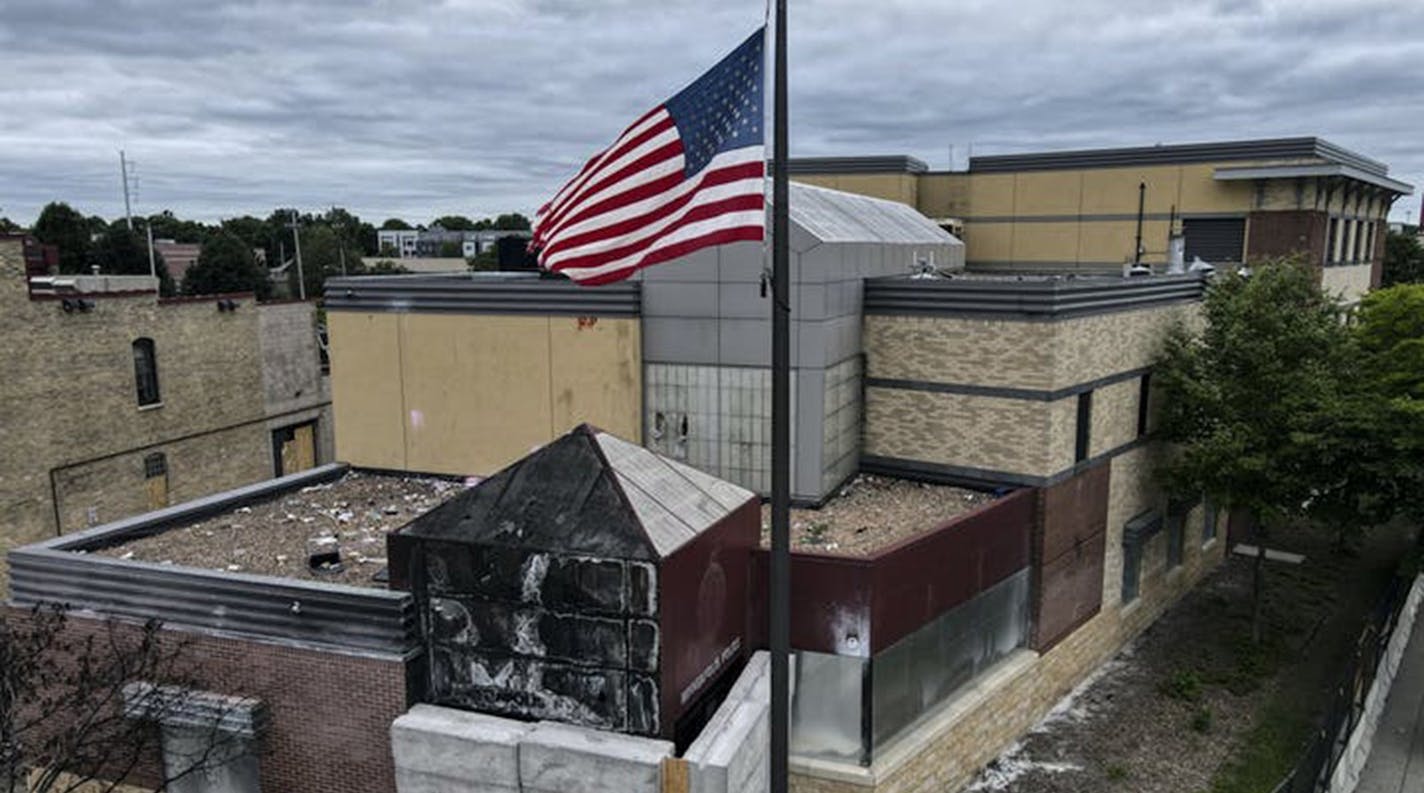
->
<box><xmin>376</xmin><ymin>227</ymin><xmax>532</xmax><ymax>259</ymax></box>
<box><xmin>791</xmin><ymin>137</ymin><xmax>1414</xmax><ymax>304</ymax></box>
<box><xmin>151</xmin><ymin>239</ymin><xmax>201</xmax><ymax>284</ymax></box>
<box><xmin>0</xmin><ymin>233</ymin><xmax>333</xmax><ymax>585</ymax></box>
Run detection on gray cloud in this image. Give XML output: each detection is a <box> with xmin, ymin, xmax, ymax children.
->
<box><xmin>0</xmin><ymin>0</ymin><xmax>1419</xmax><ymax>226</ymax></box>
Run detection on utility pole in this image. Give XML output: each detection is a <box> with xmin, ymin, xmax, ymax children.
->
<box><xmin>119</xmin><ymin>151</ymin><xmax>134</xmax><ymax>231</ymax></box>
<box><xmin>145</xmin><ymin>222</ymin><xmax>158</xmax><ymax>280</ymax></box>
<box><xmin>289</xmin><ymin>209</ymin><xmax>307</xmax><ymax>301</ymax></box>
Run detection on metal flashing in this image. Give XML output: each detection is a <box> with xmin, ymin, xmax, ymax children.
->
<box><xmin>7</xmin><ymin>464</ymin><xmax>420</xmax><ymax>656</ymax></box>
<box><xmin>865</xmin><ymin>366</ymin><xmax>1152</xmax><ymax>403</ymax></box>
<box><xmin>788</xmin><ymin>156</ymin><xmax>929</xmax><ymax>175</ymax></box>
<box><xmin>1213</xmin><ymin>164</ymin><xmax>1413</xmax><ymax>195</ymax></box>
<box><xmin>323</xmin><ymin>273</ymin><xmax>640</xmax><ymax>316</ymax></box>
<box><xmin>970</xmin><ymin>137</ymin><xmax>1391</xmax><ymax>176</ymax></box>
<box><xmin>863</xmin><ymin>273</ymin><xmax>1205</xmax><ymax>319</ymax></box>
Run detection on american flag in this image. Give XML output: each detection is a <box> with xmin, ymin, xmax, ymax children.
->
<box><xmin>532</xmin><ymin>28</ymin><xmax>766</xmax><ymax>286</ymax></box>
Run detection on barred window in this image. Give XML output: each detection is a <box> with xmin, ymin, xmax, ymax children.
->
<box><xmin>144</xmin><ymin>452</ymin><xmax>167</xmax><ymax>479</ymax></box>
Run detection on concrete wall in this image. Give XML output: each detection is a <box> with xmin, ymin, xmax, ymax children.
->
<box><xmin>327</xmin><ymin>310</ymin><xmax>641</xmax><ymax>477</ymax></box>
<box><xmin>392</xmin><ymin>707</ymin><xmax>674</xmax><ymax>793</ymax></box>
<box><xmin>390</xmin><ymin>652</ymin><xmax>772</xmax><ymax>793</ymax></box>
<box><xmin>0</xmin><ymin>238</ymin><xmax>330</xmax><ymax>586</ymax></box>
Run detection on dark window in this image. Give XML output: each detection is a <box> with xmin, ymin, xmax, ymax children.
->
<box><xmin>1166</xmin><ymin>509</ymin><xmax>1185</xmax><ymax>569</ymax></box>
<box><xmin>1137</xmin><ymin>374</ymin><xmax>1152</xmax><ymax>437</ymax></box>
<box><xmin>1327</xmin><ymin>217</ymin><xmax>1339</xmax><ymax>264</ymax></box>
<box><xmin>132</xmin><ymin>338</ymin><xmax>161</xmax><ymax>406</ymax></box>
<box><xmin>1075</xmin><ymin>391</ymin><xmax>1093</xmax><ymax>463</ymax></box>
<box><xmin>143</xmin><ymin>452</ymin><xmax>167</xmax><ymax>479</ymax></box>
<box><xmin>1182</xmin><ymin>217</ymin><xmax>1246</xmax><ymax>264</ymax></box>
<box><xmin>1203</xmin><ymin>497</ymin><xmax>1217</xmax><ymax>544</ymax></box>
<box><xmin>1122</xmin><ymin>541</ymin><xmax>1142</xmax><ymax>603</ymax></box>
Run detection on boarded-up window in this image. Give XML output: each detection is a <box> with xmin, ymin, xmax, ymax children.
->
<box><xmin>144</xmin><ymin>452</ymin><xmax>168</xmax><ymax>510</ymax></box>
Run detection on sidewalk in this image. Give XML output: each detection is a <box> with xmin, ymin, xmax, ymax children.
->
<box><xmin>1354</xmin><ymin>603</ymin><xmax>1424</xmax><ymax>793</ymax></box>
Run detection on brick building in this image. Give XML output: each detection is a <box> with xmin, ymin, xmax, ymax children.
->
<box><xmin>791</xmin><ymin>137</ymin><xmax>1413</xmax><ymax>304</ymax></box>
<box><xmin>8</xmin><ymin>183</ymin><xmax>1230</xmax><ymax>793</ymax></box>
<box><xmin>0</xmin><ymin>234</ymin><xmax>333</xmax><ymax>585</ymax></box>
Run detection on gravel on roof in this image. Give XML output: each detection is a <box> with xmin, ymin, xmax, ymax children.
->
<box><xmin>760</xmin><ymin>474</ymin><xmax>998</xmax><ymax>556</ymax></box>
<box><xmin>92</xmin><ymin>471</ymin><xmax>465</xmax><ymax>588</ymax></box>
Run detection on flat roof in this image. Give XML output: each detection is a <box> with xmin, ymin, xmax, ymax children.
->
<box><xmin>788</xmin><ymin>155</ymin><xmax>930</xmax><ymax>175</ymax></box>
<box><xmin>1214</xmin><ymin>163</ymin><xmax>1412</xmax><ymax>195</ymax></box>
<box><xmin>969</xmin><ymin>136</ymin><xmax>1393</xmax><ymax>177</ymax></box>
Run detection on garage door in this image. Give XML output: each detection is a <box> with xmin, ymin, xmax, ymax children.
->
<box><xmin>1183</xmin><ymin>218</ymin><xmax>1246</xmax><ymax>264</ymax></box>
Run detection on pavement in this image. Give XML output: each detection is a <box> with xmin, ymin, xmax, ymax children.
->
<box><xmin>1354</xmin><ymin>602</ymin><xmax>1424</xmax><ymax>793</ymax></box>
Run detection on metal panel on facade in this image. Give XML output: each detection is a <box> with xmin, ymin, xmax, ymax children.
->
<box><xmin>1183</xmin><ymin>217</ymin><xmax>1247</xmax><ymax>264</ymax></box>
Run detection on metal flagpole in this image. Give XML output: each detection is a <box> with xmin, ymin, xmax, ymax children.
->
<box><xmin>770</xmin><ymin>1</ymin><xmax>791</xmax><ymax>792</ymax></box>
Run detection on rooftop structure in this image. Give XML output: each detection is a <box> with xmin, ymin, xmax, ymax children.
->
<box><xmin>790</xmin><ymin>136</ymin><xmax>1413</xmax><ymax>303</ymax></box>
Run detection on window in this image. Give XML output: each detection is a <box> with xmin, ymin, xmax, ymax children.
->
<box><xmin>1075</xmin><ymin>391</ymin><xmax>1093</xmax><ymax>463</ymax></box>
<box><xmin>1327</xmin><ymin>217</ymin><xmax>1339</xmax><ymax>264</ymax></box>
<box><xmin>1202</xmin><ymin>498</ymin><xmax>1218</xmax><ymax>544</ymax></box>
<box><xmin>1122</xmin><ymin>542</ymin><xmax>1142</xmax><ymax>603</ymax></box>
<box><xmin>1137</xmin><ymin>374</ymin><xmax>1152</xmax><ymax>437</ymax></box>
<box><xmin>1166</xmin><ymin>505</ymin><xmax>1186</xmax><ymax>570</ymax></box>
<box><xmin>144</xmin><ymin>452</ymin><xmax>168</xmax><ymax>510</ymax></box>
<box><xmin>132</xmin><ymin>338</ymin><xmax>161</xmax><ymax>406</ymax></box>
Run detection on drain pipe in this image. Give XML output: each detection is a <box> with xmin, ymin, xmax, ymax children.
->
<box><xmin>1134</xmin><ymin>182</ymin><xmax>1146</xmax><ymax>265</ymax></box>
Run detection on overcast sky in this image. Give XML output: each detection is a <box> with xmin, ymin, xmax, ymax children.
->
<box><xmin>2</xmin><ymin>0</ymin><xmax>1421</xmax><ymax>226</ymax></box>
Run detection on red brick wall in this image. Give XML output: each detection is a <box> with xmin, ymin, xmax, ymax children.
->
<box><xmin>8</xmin><ymin>608</ymin><xmax>411</xmax><ymax>793</ymax></box>
<box><xmin>1030</xmin><ymin>463</ymin><xmax>1109</xmax><ymax>651</ymax></box>
<box><xmin>1246</xmin><ymin>210</ymin><xmax>1328</xmax><ymax>265</ymax></box>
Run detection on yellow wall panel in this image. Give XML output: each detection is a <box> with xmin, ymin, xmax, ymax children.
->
<box><xmin>1177</xmin><ymin>164</ymin><xmax>1252</xmax><ymax>212</ymax></box>
<box><xmin>968</xmin><ymin>173</ymin><xmax>1017</xmax><ymax>217</ymax></box>
<box><xmin>917</xmin><ymin>172</ymin><xmax>970</xmax><ymax>219</ymax></box>
<box><xmin>548</xmin><ymin>316</ymin><xmax>642</xmax><ymax>441</ymax></box>
<box><xmin>964</xmin><ymin>223</ymin><xmax>1014</xmax><ymax>262</ymax></box>
<box><xmin>1076</xmin><ymin>220</ymin><xmax>1141</xmax><ymax>264</ymax></box>
<box><xmin>328</xmin><ymin>312</ymin><xmax>406</xmax><ymax>471</ymax></box>
<box><xmin>1078</xmin><ymin>166</ymin><xmax>1182</xmax><ymax>214</ymax></box>
<box><xmin>399</xmin><ymin>314</ymin><xmax>553</xmax><ymax>476</ymax></box>
<box><xmin>1011</xmin><ymin>171</ymin><xmax>1083</xmax><ymax>216</ymax></box>
<box><xmin>1009</xmin><ymin>222</ymin><xmax>1081</xmax><ymax>262</ymax></box>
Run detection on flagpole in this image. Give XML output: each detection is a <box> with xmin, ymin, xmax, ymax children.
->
<box><xmin>770</xmin><ymin>1</ymin><xmax>791</xmax><ymax>792</ymax></box>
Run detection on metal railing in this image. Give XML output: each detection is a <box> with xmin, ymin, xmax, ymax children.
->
<box><xmin>1270</xmin><ymin>574</ymin><xmax>1410</xmax><ymax>793</ymax></box>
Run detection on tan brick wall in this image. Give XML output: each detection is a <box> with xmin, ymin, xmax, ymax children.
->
<box><xmin>862</xmin><ymin>304</ymin><xmax>1196</xmax><ymax>481</ymax></box>
<box><xmin>864</xmin><ymin>315</ymin><xmax>1056</xmax><ymax>391</ymax></box>
<box><xmin>0</xmin><ymin>239</ymin><xmax>329</xmax><ymax>586</ymax></box>
<box><xmin>791</xmin><ymin>447</ymin><xmax>1227</xmax><ymax>793</ymax></box>
<box><xmin>1088</xmin><ymin>378</ymin><xmax>1141</xmax><ymax>461</ymax></box>
<box><xmin>864</xmin><ymin>388</ymin><xmax>1074</xmax><ymax>478</ymax></box>
<box><xmin>1052</xmin><ymin>303</ymin><xmax>1199</xmax><ymax>388</ymax></box>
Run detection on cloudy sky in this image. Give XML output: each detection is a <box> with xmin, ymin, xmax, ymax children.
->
<box><xmin>2</xmin><ymin>0</ymin><xmax>1421</xmax><ymax>226</ymax></box>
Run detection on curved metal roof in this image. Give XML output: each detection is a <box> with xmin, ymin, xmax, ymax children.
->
<box><xmin>788</xmin><ymin>182</ymin><xmax>962</xmax><ymax>246</ymax></box>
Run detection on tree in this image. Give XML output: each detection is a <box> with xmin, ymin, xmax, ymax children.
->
<box><xmin>184</xmin><ymin>231</ymin><xmax>269</xmax><ymax>299</ymax></box>
<box><xmin>1353</xmin><ymin>285</ymin><xmax>1424</xmax><ymax>522</ymax></box>
<box><xmin>492</xmin><ymin>213</ymin><xmax>531</xmax><ymax>231</ymax></box>
<box><xmin>0</xmin><ymin>217</ymin><xmax>20</xmax><ymax>233</ymax></box>
<box><xmin>367</xmin><ymin>260</ymin><xmax>411</xmax><ymax>275</ymax></box>
<box><xmin>432</xmin><ymin>215</ymin><xmax>476</xmax><ymax>231</ymax></box>
<box><xmin>1382</xmin><ymin>231</ymin><xmax>1424</xmax><ymax>287</ymax></box>
<box><xmin>438</xmin><ymin>241</ymin><xmax>462</xmax><ymax>258</ymax></box>
<box><xmin>1154</xmin><ymin>260</ymin><xmax>1355</xmax><ymax>641</ymax></box>
<box><xmin>2</xmin><ymin>605</ymin><xmax>250</xmax><ymax>793</ymax></box>
<box><xmin>290</xmin><ymin>225</ymin><xmax>362</xmax><ymax>300</ymax></box>
<box><xmin>87</xmin><ymin>224</ymin><xmax>176</xmax><ymax>295</ymax></box>
<box><xmin>144</xmin><ymin>211</ymin><xmax>208</xmax><ymax>245</ymax></box>
<box><xmin>32</xmin><ymin>203</ymin><xmax>93</xmax><ymax>274</ymax></box>
<box><xmin>379</xmin><ymin>218</ymin><xmax>412</xmax><ymax>231</ymax></box>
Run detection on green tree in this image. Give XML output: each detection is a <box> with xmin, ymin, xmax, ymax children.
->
<box><xmin>0</xmin><ymin>217</ymin><xmax>20</xmax><ymax>233</ymax></box>
<box><xmin>291</xmin><ymin>225</ymin><xmax>363</xmax><ymax>299</ymax></box>
<box><xmin>87</xmin><ymin>223</ymin><xmax>177</xmax><ymax>296</ymax></box>
<box><xmin>32</xmin><ymin>202</ymin><xmax>93</xmax><ymax>274</ymax></box>
<box><xmin>1354</xmin><ymin>285</ymin><xmax>1424</xmax><ymax>522</ymax></box>
<box><xmin>380</xmin><ymin>218</ymin><xmax>412</xmax><ymax>230</ymax></box>
<box><xmin>145</xmin><ymin>210</ymin><xmax>208</xmax><ymax>244</ymax></box>
<box><xmin>1155</xmin><ymin>260</ymin><xmax>1355</xmax><ymax>641</ymax></box>
<box><xmin>438</xmin><ymin>240</ymin><xmax>463</xmax><ymax>258</ymax></box>
<box><xmin>367</xmin><ymin>260</ymin><xmax>411</xmax><ymax>275</ymax></box>
<box><xmin>1382</xmin><ymin>231</ymin><xmax>1424</xmax><ymax>287</ymax></box>
<box><xmin>185</xmin><ymin>231</ymin><xmax>270</xmax><ymax>299</ymax></box>
<box><xmin>433</xmin><ymin>215</ymin><xmax>476</xmax><ymax>231</ymax></box>
<box><xmin>492</xmin><ymin>212</ymin><xmax>531</xmax><ymax>231</ymax></box>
